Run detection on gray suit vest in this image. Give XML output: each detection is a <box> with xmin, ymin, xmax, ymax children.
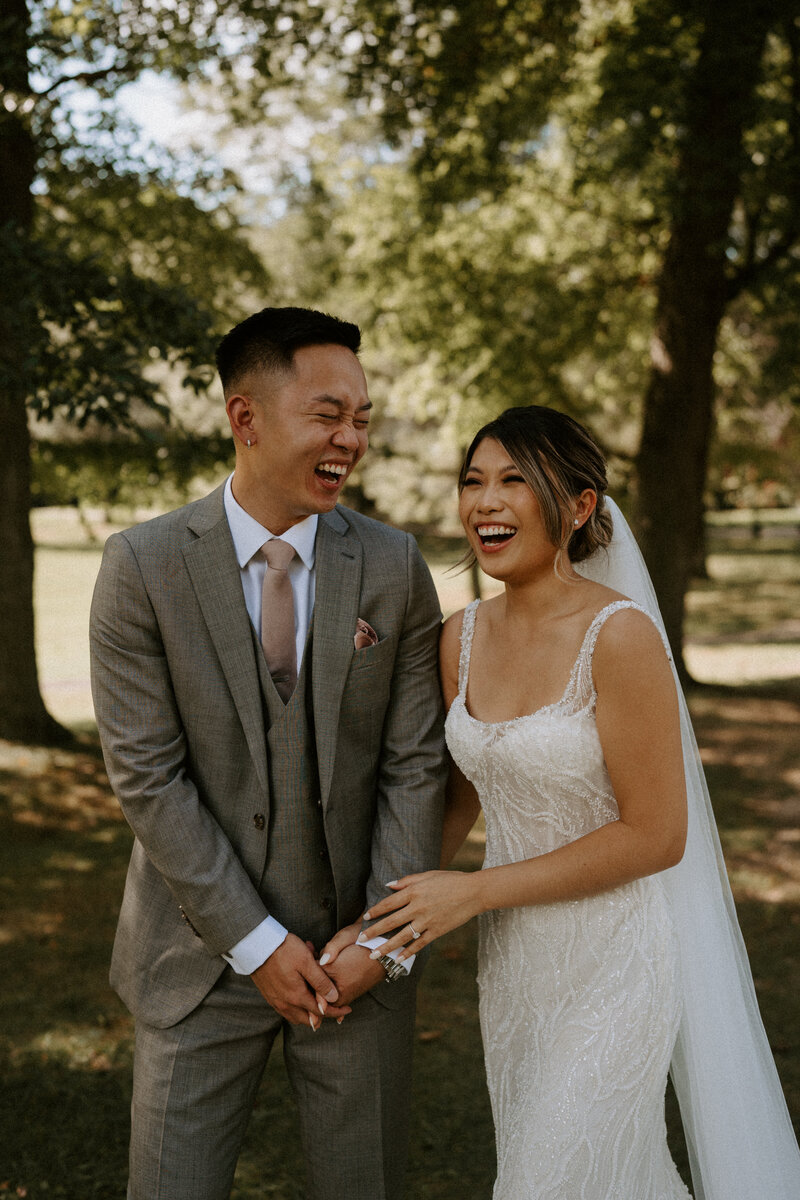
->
<box><xmin>252</xmin><ymin>628</ymin><xmax>338</xmax><ymax>951</ymax></box>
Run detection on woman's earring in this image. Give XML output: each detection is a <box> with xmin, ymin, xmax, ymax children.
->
<box><xmin>246</xmin><ymin>439</ymin><xmax>252</xmax><ymax>448</ymax></box>
<box><xmin>573</xmin><ymin>518</ymin><xmax>580</xmax><ymax>527</ymax></box>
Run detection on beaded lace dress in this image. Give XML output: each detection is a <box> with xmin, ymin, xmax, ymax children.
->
<box><xmin>445</xmin><ymin>599</ymin><xmax>692</xmax><ymax>1200</ymax></box>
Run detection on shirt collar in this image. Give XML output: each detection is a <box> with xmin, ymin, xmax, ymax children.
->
<box><xmin>223</xmin><ymin>475</ymin><xmax>318</xmax><ymax>570</ymax></box>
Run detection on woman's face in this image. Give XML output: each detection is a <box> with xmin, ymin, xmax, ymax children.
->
<box><xmin>458</xmin><ymin>437</ymin><xmax>559</xmax><ymax>582</ymax></box>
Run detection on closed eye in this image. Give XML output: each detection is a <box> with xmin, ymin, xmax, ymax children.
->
<box><xmin>316</xmin><ymin>412</ymin><xmax>369</xmax><ymax>429</ymax></box>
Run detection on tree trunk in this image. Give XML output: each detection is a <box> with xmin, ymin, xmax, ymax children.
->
<box><xmin>635</xmin><ymin>3</ymin><xmax>772</xmax><ymax>678</ymax></box>
<box><xmin>0</xmin><ymin>0</ymin><xmax>70</xmax><ymax>743</ymax></box>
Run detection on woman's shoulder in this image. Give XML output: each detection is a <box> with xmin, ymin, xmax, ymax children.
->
<box><xmin>590</xmin><ymin>601</ymin><xmax>672</xmax><ymax>682</ymax></box>
<box><xmin>439</xmin><ymin>607</ymin><xmax>470</xmax><ymax>702</ymax></box>
<box><xmin>440</xmin><ymin>606</ymin><xmax>468</xmax><ymax>657</ymax></box>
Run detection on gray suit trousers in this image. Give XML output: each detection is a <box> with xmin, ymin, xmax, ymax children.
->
<box><xmin>129</xmin><ymin>968</ymin><xmax>416</xmax><ymax>1200</ymax></box>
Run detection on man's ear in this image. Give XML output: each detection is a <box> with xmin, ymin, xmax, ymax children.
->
<box><xmin>226</xmin><ymin>393</ymin><xmax>257</xmax><ymax>449</ymax></box>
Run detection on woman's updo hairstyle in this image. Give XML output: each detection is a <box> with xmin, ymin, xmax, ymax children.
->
<box><xmin>458</xmin><ymin>405</ymin><xmax>614</xmax><ymax>565</ymax></box>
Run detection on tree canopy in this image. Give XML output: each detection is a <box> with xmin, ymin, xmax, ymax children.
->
<box><xmin>257</xmin><ymin>0</ymin><xmax>800</xmax><ymax>664</ymax></box>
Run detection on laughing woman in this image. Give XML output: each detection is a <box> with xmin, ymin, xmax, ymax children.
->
<box><xmin>324</xmin><ymin>406</ymin><xmax>800</xmax><ymax>1200</ymax></box>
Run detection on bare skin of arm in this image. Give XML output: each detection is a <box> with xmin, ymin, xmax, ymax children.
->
<box><xmin>361</xmin><ymin>609</ymin><xmax>688</xmax><ymax>960</ymax></box>
<box><xmin>438</xmin><ymin>612</ymin><xmax>482</xmax><ymax>869</ymax></box>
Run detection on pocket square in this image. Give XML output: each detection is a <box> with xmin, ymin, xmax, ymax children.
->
<box><xmin>354</xmin><ymin>618</ymin><xmax>379</xmax><ymax>650</ymax></box>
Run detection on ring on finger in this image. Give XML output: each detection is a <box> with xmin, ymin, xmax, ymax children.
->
<box><xmin>409</xmin><ymin>923</ymin><xmax>421</xmax><ymax>940</ymax></box>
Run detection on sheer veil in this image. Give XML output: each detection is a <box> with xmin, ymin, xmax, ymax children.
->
<box><xmin>576</xmin><ymin>497</ymin><xmax>800</xmax><ymax>1200</ymax></box>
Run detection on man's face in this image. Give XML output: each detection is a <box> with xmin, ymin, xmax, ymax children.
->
<box><xmin>238</xmin><ymin>342</ymin><xmax>371</xmax><ymax>532</ymax></box>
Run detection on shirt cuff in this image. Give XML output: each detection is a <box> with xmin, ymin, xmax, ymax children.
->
<box><xmin>223</xmin><ymin>916</ymin><xmax>288</xmax><ymax>975</ymax></box>
<box><xmin>356</xmin><ymin>934</ymin><xmax>416</xmax><ymax>974</ymax></box>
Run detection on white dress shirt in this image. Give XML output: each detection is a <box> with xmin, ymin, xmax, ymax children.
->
<box><xmin>220</xmin><ymin>476</ymin><xmax>411</xmax><ymax>977</ymax></box>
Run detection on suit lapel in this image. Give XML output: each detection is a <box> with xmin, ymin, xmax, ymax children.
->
<box><xmin>182</xmin><ymin>488</ymin><xmax>269</xmax><ymax>795</ymax></box>
<box><xmin>313</xmin><ymin>508</ymin><xmax>362</xmax><ymax>806</ymax></box>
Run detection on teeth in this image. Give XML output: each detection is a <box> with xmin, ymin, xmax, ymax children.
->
<box><xmin>477</xmin><ymin>525</ymin><xmax>516</xmax><ymax>536</ymax></box>
<box><xmin>318</xmin><ymin>463</ymin><xmax>348</xmax><ymax>476</ymax></box>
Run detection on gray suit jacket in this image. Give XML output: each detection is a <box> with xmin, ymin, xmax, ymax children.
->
<box><xmin>90</xmin><ymin>484</ymin><xmax>446</xmax><ymax>1027</ymax></box>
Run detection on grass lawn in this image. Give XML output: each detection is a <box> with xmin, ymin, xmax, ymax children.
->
<box><xmin>0</xmin><ymin>509</ymin><xmax>798</xmax><ymax>1197</ymax></box>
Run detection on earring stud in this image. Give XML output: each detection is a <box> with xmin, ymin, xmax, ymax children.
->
<box><xmin>573</xmin><ymin>519</ymin><xmax>580</xmax><ymax>527</ymax></box>
<box><xmin>246</xmin><ymin>439</ymin><xmax>252</xmax><ymax>448</ymax></box>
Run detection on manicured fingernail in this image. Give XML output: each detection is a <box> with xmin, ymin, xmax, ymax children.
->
<box><xmin>319</xmin><ymin>952</ymin><xmax>331</xmax><ymax>966</ymax></box>
<box><xmin>337</xmin><ymin>1016</ymin><xmax>344</xmax><ymax>1025</ymax></box>
<box><xmin>385</xmin><ymin>880</ymin><xmax>398</xmax><ymax>887</ymax></box>
<box><xmin>362</xmin><ymin>911</ymin><xmax>371</xmax><ymax>920</ymax></box>
<box><xmin>317</xmin><ymin>1001</ymin><xmax>326</xmax><ymax>1016</ymax></box>
<box><xmin>369</xmin><ymin>949</ymin><xmax>381</xmax><ymax>960</ymax></box>
<box><xmin>325</xmin><ymin>987</ymin><xmax>339</xmax><ymax>1002</ymax></box>
<box><xmin>309</xmin><ymin>1014</ymin><xmax>319</xmax><ymax>1032</ymax></box>
<box><xmin>356</xmin><ymin>932</ymin><xmax>367</xmax><ymax>943</ymax></box>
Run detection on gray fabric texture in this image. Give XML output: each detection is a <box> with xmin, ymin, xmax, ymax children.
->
<box><xmin>90</xmin><ymin>484</ymin><xmax>446</xmax><ymax>1196</ymax></box>
<box><xmin>90</xmin><ymin>484</ymin><xmax>447</xmax><ymax>1026</ymax></box>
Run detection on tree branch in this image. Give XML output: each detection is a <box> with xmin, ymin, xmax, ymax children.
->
<box><xmin>36</xmin><ymin>63</ymin><xmax>132</xmax><ymax>97</ymax></box>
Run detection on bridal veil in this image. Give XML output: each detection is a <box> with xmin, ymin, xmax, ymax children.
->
<box><xmin>577</xmin><ymin>498</ymin><xmax>800</xmax><ymax>1200</ymax></box>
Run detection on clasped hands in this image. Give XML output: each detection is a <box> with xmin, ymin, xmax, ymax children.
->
<box><xmin>251</xmin><ymin>871</ymin><xmax>478</xmax><ymax>1029</ymax></box>
<box><xmin>250</xmin><ymin>930</ymin><xmax>384</xmax><ymax>1030</ymax></box>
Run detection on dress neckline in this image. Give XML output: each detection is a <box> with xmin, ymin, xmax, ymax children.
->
<box><xmin>457</xmin><ymin>598</ymin><xmax>641</xmax><ymax>729</ymax></box>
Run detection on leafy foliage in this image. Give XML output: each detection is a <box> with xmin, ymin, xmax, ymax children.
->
<box><xmin>1</xmin><ymin>2</ymin><xmax>275</xmax><ymax>434</ymax></box>
<box><xmin>258</xmin><ymin>1</ymin><xmax>800</xmax><ymax>530</ymax></box>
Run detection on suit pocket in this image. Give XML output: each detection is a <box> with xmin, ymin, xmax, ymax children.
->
<box><xmin>348</xmin><ymin>635</ymin><xmax>395</xmax><ymax>673</ymax></box>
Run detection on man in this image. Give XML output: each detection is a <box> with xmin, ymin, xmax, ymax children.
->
<box><xmin>90</xmin><ymin>307</ymin><xmax>446</xmax><ymax>1200</ymax></box>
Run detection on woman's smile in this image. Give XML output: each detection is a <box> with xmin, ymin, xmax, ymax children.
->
<box><xmin>474</xmin><ymin>523</ymin><xmax>518</xmax><ymax>551</ymax></box>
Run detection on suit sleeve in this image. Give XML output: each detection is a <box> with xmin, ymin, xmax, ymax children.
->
<box><xmin>364</xmin><ymin>535</ymin><xmax>447</xmax><ymax>913</ymax></box>
<box><xmin>90</xmin><ymin>532</ymin><xmax>269</xmax><ymax>957</ymax></box>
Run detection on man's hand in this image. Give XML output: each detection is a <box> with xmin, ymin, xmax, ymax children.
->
<box><xmin>321</xmin><ymin>943</ymin><xmax>387</xmax><ymax>1008</ymax></box>
<box><xmin>251</xmin><ymin>933</ymin><xmax>352</xmax><ymax>1028</ymax></box>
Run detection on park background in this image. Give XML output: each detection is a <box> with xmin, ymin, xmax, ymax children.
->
<box><xmin>1</xmin><ymin>2</ymin><xmax>799</xmax><ymax>1195</ymax></box>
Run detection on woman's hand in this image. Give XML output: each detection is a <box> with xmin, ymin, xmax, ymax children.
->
<box><xmin>318</xmin><ymin>919</ymin><xmax>362</xmax><ymax>969</ymax></box>
<box><xmin>357</xmin><ymin>870</ymin><xmax>483</xmax><ymax>960</ymax></box>
<box><xmin>312</xmin><ymin>921</ymin><xmax>363</xmax><ymax>1024</ymax></box>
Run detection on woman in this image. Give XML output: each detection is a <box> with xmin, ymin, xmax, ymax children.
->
<box><xmin>324</xmin><ymin>406</ymin><xmax>800</xmax><ymax>1199</ymax></box>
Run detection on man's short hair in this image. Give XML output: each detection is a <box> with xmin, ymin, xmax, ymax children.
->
<box><xmin>216</xmin><ymin>307</ymin><xmax>362</xmax><ymax>393</ymax></box>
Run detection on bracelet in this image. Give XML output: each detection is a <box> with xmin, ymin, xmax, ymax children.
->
<box><xmin>378</xmin><ymin>953</ymin><xmax>409</xmax><ymax>983</ymax></box>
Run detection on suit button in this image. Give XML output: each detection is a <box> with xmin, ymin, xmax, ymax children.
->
<box><xmin>253</xmin><ymin>813</ymin><xmax>265</xmax><ymax>830</ymax></box>
<box><xmin>319</xmin><ymin>847</ymin><xmax>328</xmax><ymax>860</ymax></box>
<box><xmin>321</xmin><ymin>897</ymin><xmax>333</xmax><ymax>910</ymax></box>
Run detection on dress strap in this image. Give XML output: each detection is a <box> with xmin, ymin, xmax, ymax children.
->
<box><xmin>569</xmin><ymin>599</ymin><xmax>672</xmax><ymax>708</ymax></box>
<box><xmin>457</xmin><ymin>600</ymin><xmax>480</xmax><ymax>697</ymax></box>
<box><xmin>582</xmin><ymin>599</ymin><xmax>671</xmax><ymax>658</ymax></box>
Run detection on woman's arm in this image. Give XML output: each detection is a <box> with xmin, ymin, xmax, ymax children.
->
<box><xmin>439</xmin><ymin>761</ymin><xmax>481</xmax><ymax>868</ymax></box>
<box><xmin>438</xmin><ymin>610</ymin><xmax>482</xmax><ymax>867</ymax></box>
<box><xmin>361</xmin><ymin>608</ymin><xmax>688</xmax><ymax>958</ymax></box>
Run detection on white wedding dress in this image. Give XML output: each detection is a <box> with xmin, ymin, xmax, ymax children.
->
<box><xmin>445</xmin><ymin>598</ymin><xmax>693</xmax><ymax>1199</ymax></box>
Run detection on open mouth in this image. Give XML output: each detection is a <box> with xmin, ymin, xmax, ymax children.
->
<box><xmin>315</xmin><ymin>461</ymin><xmax>349</xmax><ymax>487</ymax></box>
<box><xmin>476</xmin><ymin>524</ymin><xmax>517</xmax><ymax>548</ymax></box>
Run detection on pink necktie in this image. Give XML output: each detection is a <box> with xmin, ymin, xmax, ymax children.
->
<box><xmin>261</xmin><ymin>539</ymin><xmax>297</xmax><ymax>702</ymax></box>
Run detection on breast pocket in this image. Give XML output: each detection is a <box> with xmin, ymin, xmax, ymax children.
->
<box><xmin>342</xmin><ymin>637</ymin><xmax>396</xmax><ymax>731</ymax></box>
<box><xmin>348</xmin><ymin>635</ymin><xmax>396</xmax><ymax>674</ymax></box>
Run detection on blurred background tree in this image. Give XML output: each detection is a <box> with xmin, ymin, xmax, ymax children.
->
<box><xmin>0</xmin><ymin>0</ymin><xmax>273</xmax><ymax>742</ymax></box>
<box><xmin>2</xmin><ymin>0</ymin><xmax>799</xmax><ymax>741</ymax></box>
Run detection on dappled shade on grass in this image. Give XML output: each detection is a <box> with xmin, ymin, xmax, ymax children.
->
<box><xmin>2</xmin><ymin>704</ymin><xmax>798</xmax><ymax>1198</ymax></box>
